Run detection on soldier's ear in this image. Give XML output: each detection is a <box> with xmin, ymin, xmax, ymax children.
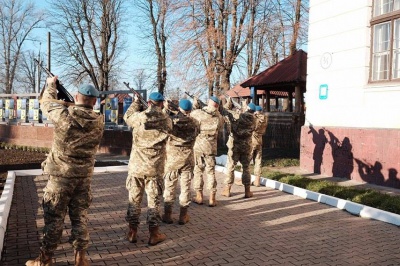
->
<box><xmin>90</xmin><ymin>97</ymin><xmax>97</xmax><ymax>106</ymax></box>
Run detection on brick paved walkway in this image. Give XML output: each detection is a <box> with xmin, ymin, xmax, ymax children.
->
<box><xmin>2</xmin><ymin>170</ymin><xmax>400</xmax><ymax>265</ymax></box>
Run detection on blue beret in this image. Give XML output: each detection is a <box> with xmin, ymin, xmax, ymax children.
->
<box><xmin>255</xmin><ymin>106</ymin><xmax>263</xmax><ymax>112</ymax></box>
<box><xmin>179</xmin><ymin>99</ymin><xmax>192</xmax><ymax>111</ymax></box>
<box><xmin>210</xmin><ymin>96</ymin><xmax>220</xmax><ymax>104</ymax></box>
<box><xmin>78</xmin><ymin>84</ymin><xmax>99</xmax><ymax>97</ymax></box>
<box><xmin>248</xmin><ymin>103</ymin><xmax>256</xmax><ymax>111</ymax></box>
<box><xmin>149</xmin><ymin>92</ymin><xmax>164</xmax><ymax>102</ymax></box>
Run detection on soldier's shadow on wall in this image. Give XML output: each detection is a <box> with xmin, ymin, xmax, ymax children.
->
<box><xmin>312</xmin><ymin>129</ymin><xmax>400</xmax><ymax>189</ymax></box>
<box><xmin>308</xmin><ymin>126</ymin><xmax>327</xmax><ymax>174</ymax></box>
<box><xmin>353</xmin><ymin>160</ymin><xmax>400</xmax><ymax>188</ymax></box>
<box><xmin>354</xmin><ymin>159</ymin><xmax>385</xmax><ymax>186</ymax></box>
<box><xmin>350</xmin><ymin>151</ymin><xmax>399</xmax><ymax>188</ymax></box>
<box><xmin>326</xmin><ymin>131</ymin><xmax>354</xmax><ymax>179</ymax></box>
<box><xmin>388</xmin><ymin>168</ymin><xmax>400</xmax><ymax>188</ymax></box>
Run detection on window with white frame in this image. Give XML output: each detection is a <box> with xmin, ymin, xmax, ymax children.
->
<box><xmin>371</xmin><ymin>0</ymin><xmax>400</xmax><ymax>81</ymax></box>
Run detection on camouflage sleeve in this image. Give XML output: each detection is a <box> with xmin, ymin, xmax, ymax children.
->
<box><xmin>255</xmin><ymin>114</ymin><xmax>268</xmax><ymax>134</ymax></box>
<box><xmin>217</xmin><ymin>112</ymin><xmax>225</xmax><ymax>134</ymax></box>
<box><xmin>166</xmin><ymin>113</ymin><xmax>173</xmax><ymax>133</ymax></box>
<box><xmin>221</xmin><ymin>108</ymin><xmax>238</xmax><ymax>123</ymax></box>
<box><xmin>223</xmin><ymin>97</ymin><xmax>233</xmax><ymax>110</ymax></box>
<box><xmin>163</xmin><ymin>107</ymin><xmax>178</xmax><ymax>116</ymax></box>
<box><xmin>123</xmin><ymin>100</ymin><xmax>142</xmax><ymax>127</ymax></box>
<box><xmin>40</xmin><ymin>77</ymin><xmax>67</xmax><ymax>124</ymax></box>
<box><xmin>192</xmin><ymin>97</ymin><xmax>201</xmax><ymax>110</ymax></box>
<box><xmin>262</xmin><ymin>114</ymin><xmax>268</xmax><ymax>133</ymax></box>
<box><xmin>192</xmin><ymin>118</ymin><xmax>200</xmax><ymax>137</ymax></box>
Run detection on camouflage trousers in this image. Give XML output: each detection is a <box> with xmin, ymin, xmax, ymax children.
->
<box><xmin>125</xmin><ymin>174</ymin><xmax>164</xmax><ymax>227</ymax></box>
<box><xmin>225</xmin><ymin>146</ymin><xmax>252</xmax><ymax>186</ymax></box>
<box><xmin>193</xmin><ymin>152</ymin><xmax>217</xmax><ymax>193</ymax></box>
<box><xmin>41</xmin><ymin>175</ymin><xmax>92</xmax><ymax>255</ymax></box>
<box><xmin>163</xmin><ymin>170</ymin><xmax>192</xmax><ymax>208</ymax></box>
<box><xmin>252</xmin><ymin>144</ymin><xmax>263</xmax><ymax>176</ymax></box>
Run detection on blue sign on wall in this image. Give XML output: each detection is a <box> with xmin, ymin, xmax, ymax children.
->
<box><xmin>319</xmin><ymin>84</ymin><xmax>328</xmax><ymax>100</ymax></box>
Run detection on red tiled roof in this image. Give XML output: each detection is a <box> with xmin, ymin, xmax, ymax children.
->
<box><xmin>225</xmin><ymin>86</ymin><xmax>291</xmax><ymax>98</ymax></box>
<box><xmin>225</xmin><ymin>84</ymin><xmax>265</xmax><ymax>98</ymax></box>
<box><xmin>241</xmin><ymin>49</ymin><xmax>307</xmax><ymax>88</ymax></box>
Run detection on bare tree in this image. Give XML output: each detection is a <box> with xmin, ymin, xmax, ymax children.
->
<box><xmin>273</xmin><ymin>0</ymin><xmax>309</xmax><ymax>58</ymax></box>
<box><xmin>0</xmin><ymin>0</ymin><xmax>44</xmax><ymax>93</ymax></box>
<box><xmin>241</xmin><ymin>0</ymin><xmax>308</xmax><ymax>79</ymax></box>
<box><xmin>134</xmin><ymin>0</ymin><xmax>173</xmax><ymax>95</ymax></box>
<box><xmin>173</xmin><ymin>0</ymin><xmax>255</xmax><ymax>96</ymax></box>
<box><xmin>289</xmin><ymin>0</ymin><xmax>302</xmax><ymax>54</ymax></box>
<box><xmin>293</xmin><ymin>0</ymin><xmax>309</xmax><ymax>52</ymax></box>
<box><xmin>132</xmin><ymin>68</ymin><xmax>151</xmax><ymax>91</ymax></box>
<box><xmin>164</xmin><ymin>86</ymin><xmax>180</xmax><ymax>100</ymax></box>
<box><xmin>16</xmin><ymin>50</ymin><xmax>46</xmax><ymax>93</ymax></box>
<box><xmin>48</xmin><ymin>0</ymin><xmax>127</xmax><ymax>92</ymax></box>
<box><xmin>131</xmin><ymin>0</ymin><xmax>308</xmax><ymax>97</ymax></box>
<box><xmin>246</xmin><ymin>0</ymin><xmax>278</xmax><ymax>77</ymax></box>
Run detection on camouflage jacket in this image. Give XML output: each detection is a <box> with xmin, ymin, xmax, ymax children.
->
<box><xmin>252</xmin><ymin>113</ymin><xmax>268</xmax><ymax>147</ymax></box>
<box><xmin>226</xmin><ymin>111</ymin><xmax>256</xmax><ymax>150</ymax></box>
<box><xmin>124</xmin><ymin>101</ymin><xmax>172</xmax><ymax>177</ymax></box>
<box><xmin>165</xmin><ymin>112</ymin><xmax>200</xmax><ymax>172</ymax></box>
<box><xmin>41</xmin><ymin>79</ymin><xmax>104</xmax><ymax>178</ymax></box>
<box><xmin>191</xmin><ymin>106</ymin><xmax>224</xmax><ymax>156</ymax></box>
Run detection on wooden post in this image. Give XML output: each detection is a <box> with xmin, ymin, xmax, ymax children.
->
<box><xmin>295</xmin><ymin>85</ymin><xmax>301</xmax><ymax>113</ymax></box>
<box><xmin>265</xmin><ymin>92</ymin><xmax>270</xmax><ymax>112</ymax></box>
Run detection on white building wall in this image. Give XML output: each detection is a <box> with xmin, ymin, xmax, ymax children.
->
<box><xmin>306</xmin><ymin>0</ymin><xmax>400</xmax><ymax>129</ymax></box>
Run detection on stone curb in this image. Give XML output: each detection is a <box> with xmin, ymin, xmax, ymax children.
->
<box><xmin>0</xmin><ymin>171</ymin><xmax>15</xmax><ymax>259</ymax></box>
<box><xmin>215</xmin><ymin>155</ymin><xmax>400</xmax><ymax>227</ymax></box>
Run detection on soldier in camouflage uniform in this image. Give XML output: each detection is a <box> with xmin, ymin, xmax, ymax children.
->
<box><xmin>162</xmin><ymin>99</ymin><xmax>200</xmax><ymax>225</ymax></box>
<box><xmin>26</xmin><ymin>77</ymin><xmax>104</xmax><ymax>266</ymax></box>
<box><xmin>252</xmin><ymin>106</ymin><xmax>268</xmax><ymax>186</ymax></box>
<box><xmin>221</xmin><ymin>101</ymin><xmax>256</xmax><ymax>198</ymax></box>
<box><xmin>191</xmin><ymin>96</ymin><xmax>224</xmax><ymax>207</ymax></box>
<box><xmin>124</xmin><ymin>92</ymin><xmax>172</xmax><ymax>246</ymax></box>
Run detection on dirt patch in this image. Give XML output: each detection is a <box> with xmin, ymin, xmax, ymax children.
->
<box><xmin>0</xmin><ymin>149</ymin><xmax>47</xmax><ymax>195</ymax></box>
<box><xmin>0</xmin><ymin>149</ymin><xmax>47</xmax><ymax>166</ymax></box>
<box><xmin>0</xmin><ymin>149</ymin><xmax>126</xmax><ymax>197</ymax></box>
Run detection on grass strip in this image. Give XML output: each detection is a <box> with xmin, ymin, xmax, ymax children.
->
<box><xmin>265</xmin><ymin>170</ymin><xmax>400</xmax><ymax>215</ymax></box>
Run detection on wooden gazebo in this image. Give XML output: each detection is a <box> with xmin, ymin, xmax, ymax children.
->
<box><xmin>240</xmin><ymin>49</ymin><xmax>307</xmax><ymax>113</ymax></box>
<box><xmin>227</xmin><ymin>50</ymin><xmax>308</xmax><ymax>151</ymax></box>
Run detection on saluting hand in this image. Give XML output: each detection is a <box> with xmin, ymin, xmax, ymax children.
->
<box><xmin>164</xmin><ymin>100</ymin><xmax>169</xmax><ymax>110</ymax></box>
<box><xmin>46</xmin><ymin>76</ymin><xmax>58</xmax><ymax>85</ymax></box>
